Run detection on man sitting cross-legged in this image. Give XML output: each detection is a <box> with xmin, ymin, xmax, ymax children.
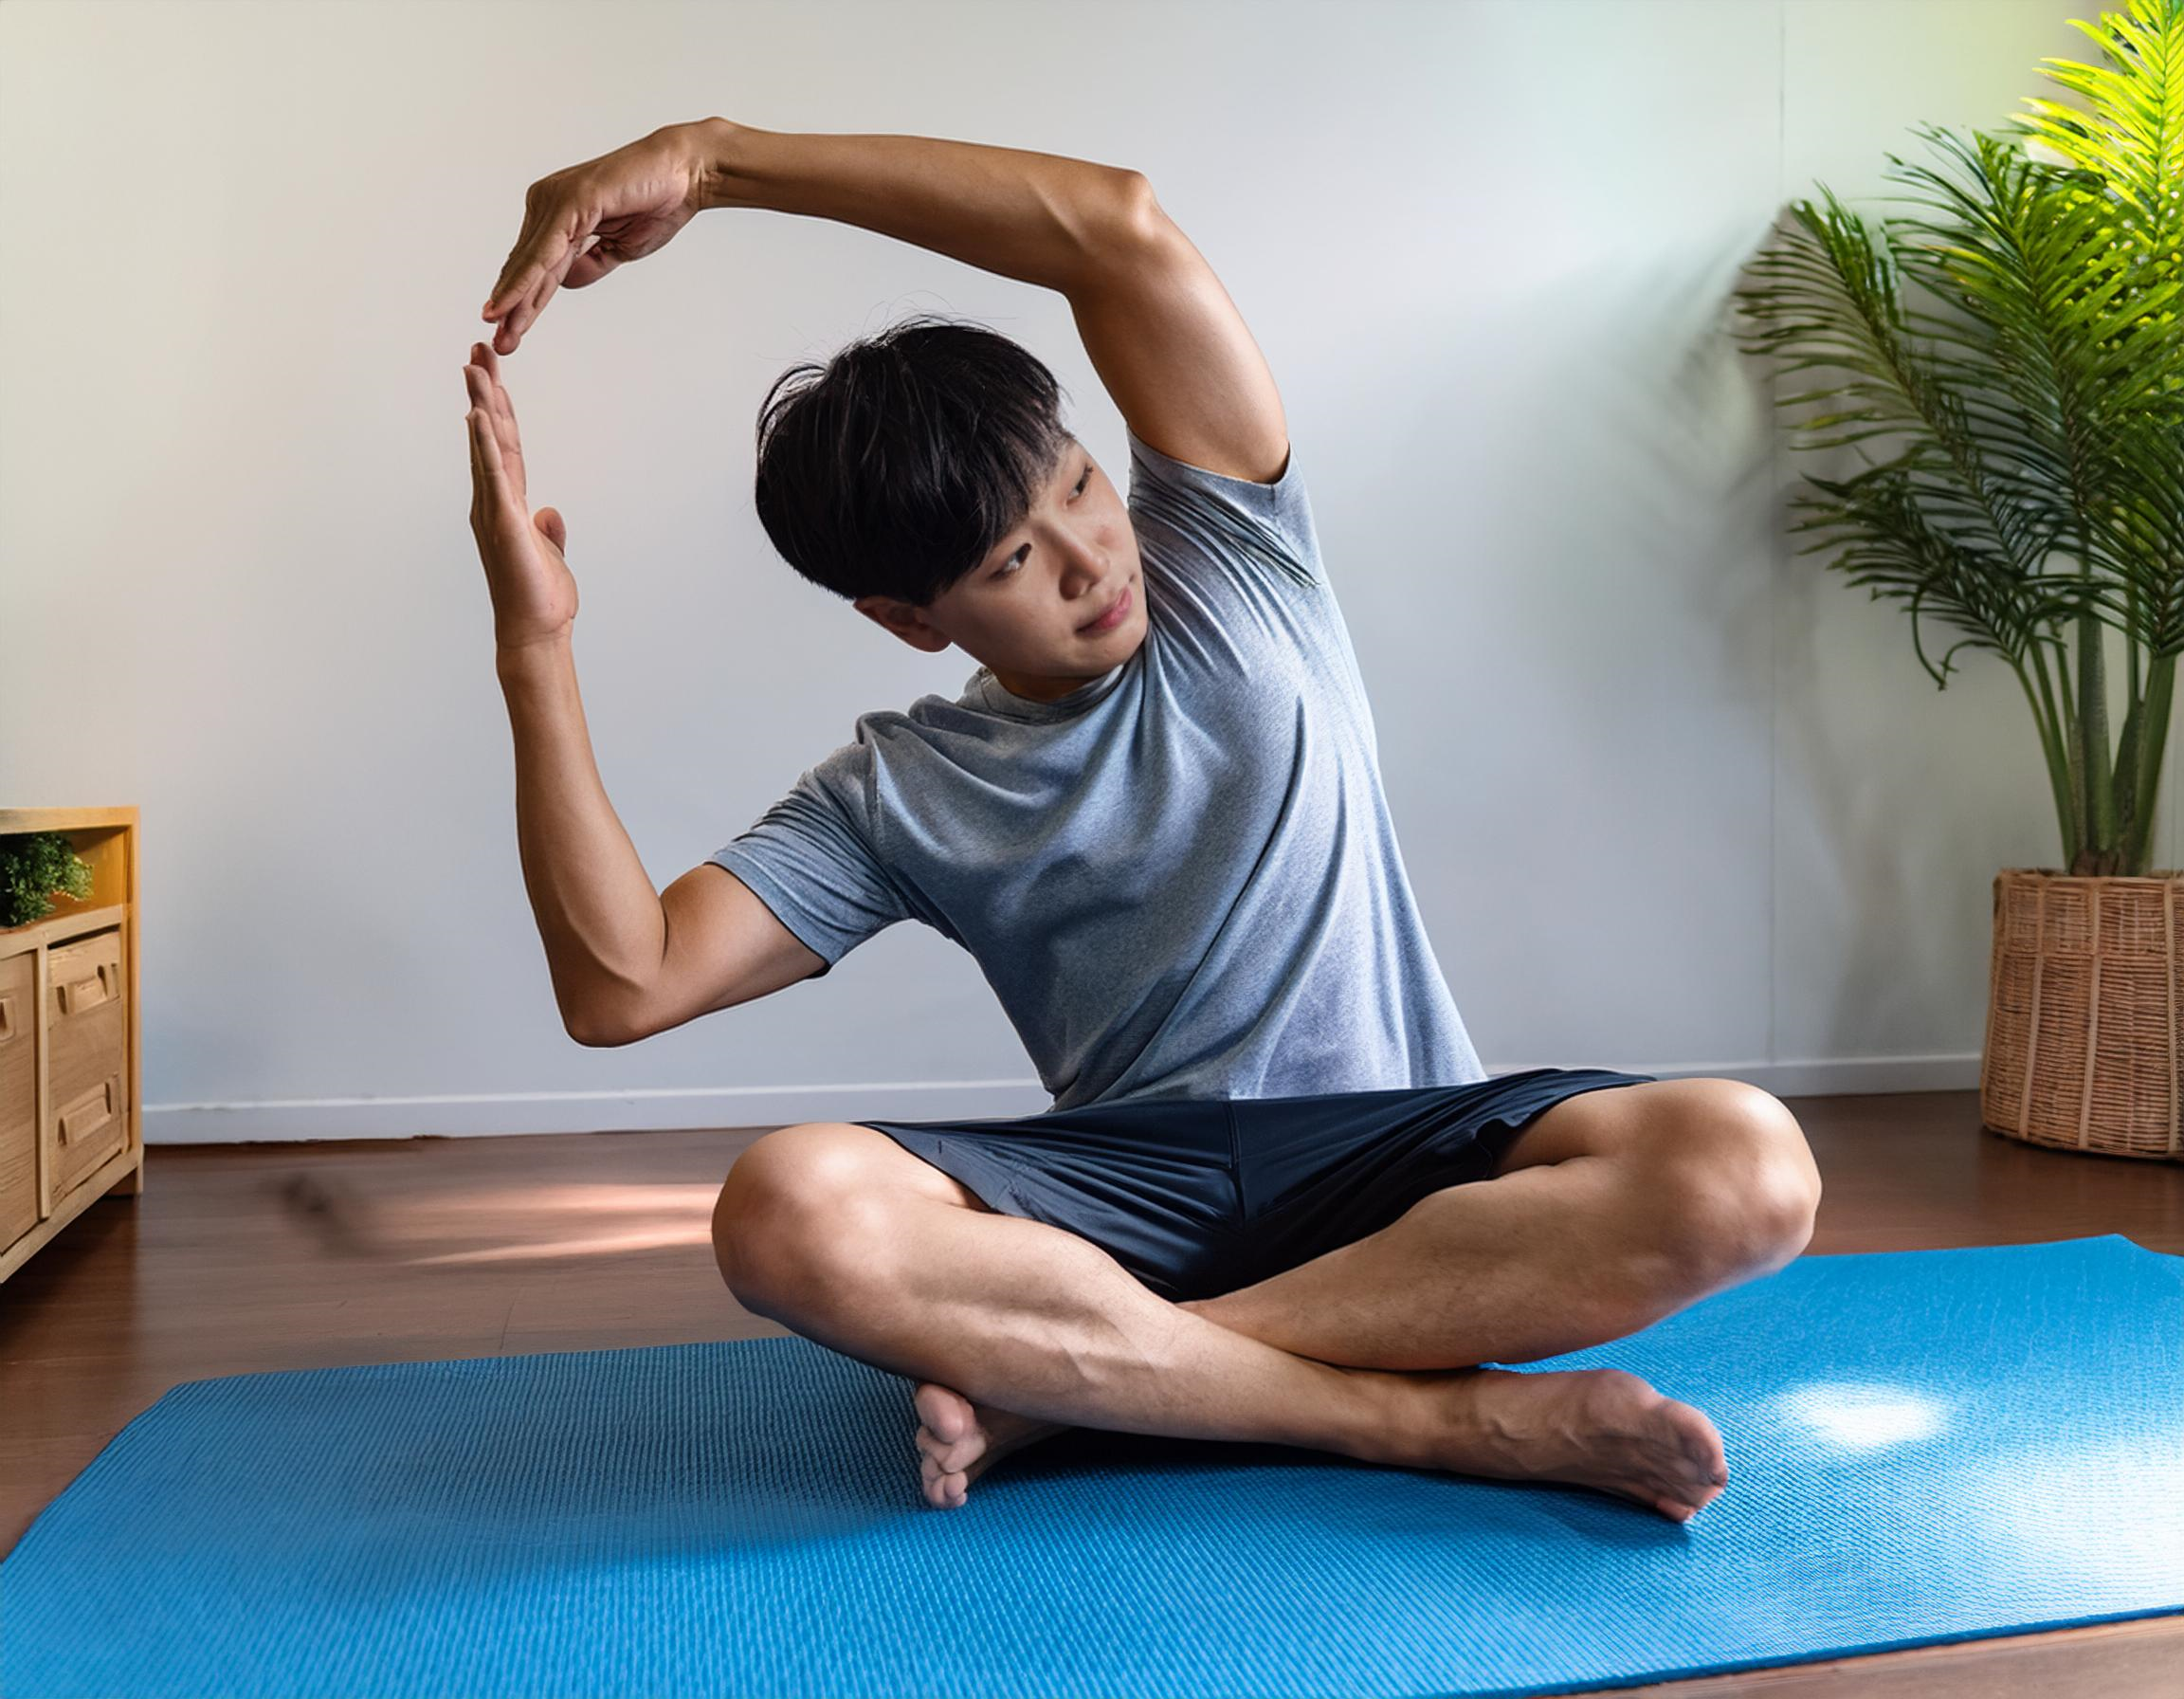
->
<box><xmin>717</xmin><ymin>1076</ymin><xmax>1817</xmax><ymax>1523</ymax></box>
<box><xmin>467</xmin><ymin>117</ymin><xmax>1824</xmax><ymax>1524</ymax></box>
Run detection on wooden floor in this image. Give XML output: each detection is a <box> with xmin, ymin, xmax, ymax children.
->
<box><xmin>3</xmin><ymin>1088</ymin><xmax>2179</xmax><ymax>1696</ymax></box>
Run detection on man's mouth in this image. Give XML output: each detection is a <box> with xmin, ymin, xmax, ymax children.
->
<box><xmin>1080</xmin><ymin>584</ymin><xmax>1132</xmax><ymax>633</ymax></box>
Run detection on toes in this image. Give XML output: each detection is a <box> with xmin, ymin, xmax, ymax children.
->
<box><xmin>1661</xmin><ymin>1478</ymin><xmax>1727</xmax><ymax>1521</ymax></box>
<box><xmin>920</xmin><ymin>1451</ymin><xmax>956</xmax><ymax>1486</ymax></box>
<box><xmin>921</xmin><ymin>1444</ymin><xmax>979</xmax><ymax>1489</ymax></box>
<box><xmin>919</xmin><ymin>1456</ymin><xmax>968</xmax><ymax>1507</ymax></box>
<box><xmin>917</xmin><ymin>1425</ymin><xmax>985</xmax><ymax>1474</ymax></box>
<box><xmin>914</xmin><ymin>1382</ymin><xmax>973</xmax><ymax>1445</ymax></box>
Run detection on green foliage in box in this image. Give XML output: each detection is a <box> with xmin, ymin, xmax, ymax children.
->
<box><xmin>0</xmin><ymin>832</ymin><xmax>96</xmax><ymax>928</ymax></box>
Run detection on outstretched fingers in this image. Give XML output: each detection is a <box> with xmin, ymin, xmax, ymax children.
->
<box><xmin>466</xmin><ymin>402</ymin><xmax>506</xmax><ymax>513</ymax></box>
<box><xmin>466</xmin><ymin>394</ymin><xmax>488</xmax><ymax>525</ymax></box>
<box><xmin>487</xmin><ymin>207</ymin><xmax>592</xmax><ymax>352</ymax></box>
<box><xmin>485</xmin><ymin>203</ymin><xmax>547</xmax><ymax>339</ymax></box>
<box><xmin>466</xmin><ymin>394</ymin><xmax>528</xmax><ymax>537</ymax></box>
<box><xmin>464</xmin><ymin>344</ymin><xmax>529</xmax><ymax>507</ymax></box>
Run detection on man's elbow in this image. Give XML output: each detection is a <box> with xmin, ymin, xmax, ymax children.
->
<box><xmin>563</xmin><ymin>1004</ymin><xmax>645</xmax><ymax>1048</ymax></box>
<box><xmin>1109</xmin><ymin>169</ymin><xmax>1166</xmax><ymax>247</ymax></box>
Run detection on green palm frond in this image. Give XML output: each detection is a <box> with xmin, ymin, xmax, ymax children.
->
<box><xmin>1732</xmin><ymin>0</ymin><xmax>2184</xmax><ymax>875</ymax></box>
<box><xmin>2014</xmin><ymin>0</ymin><xmax>2184</xmax><ymax>239</ymax></box>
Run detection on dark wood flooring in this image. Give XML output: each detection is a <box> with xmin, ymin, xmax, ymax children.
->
<box><xmin>3</xmin><ymin>1089</ymin><xmax>2179</xmax><ymax>1696</ymax></box>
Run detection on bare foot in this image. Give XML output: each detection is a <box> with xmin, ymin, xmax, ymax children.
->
<box><xmin>912</xmin><ymin>1380</ymin><xmax>1074</xmax><ymax>1508</ymax></box>
<box><xmin>911</xmin><ymin>1364</ymin><xmax>1727</xmax><ymax>1524</ymax></box>
<box><xmin>1396</xmin><ymin>1364</ymin><xmax>1730</xmax><ymax>1522</ymax></box>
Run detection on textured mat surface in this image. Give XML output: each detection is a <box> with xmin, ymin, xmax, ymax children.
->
<box><xmin>4</xmin><ymin>1233</ymin><xmax>2180</xmax><ymax>1698</ymax></box>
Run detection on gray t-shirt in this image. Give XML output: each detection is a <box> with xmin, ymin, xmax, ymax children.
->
<box><xmin>710</xmin><ymin>425</ymin><xmax>1486</xmax><ymax>1109</ymax></box>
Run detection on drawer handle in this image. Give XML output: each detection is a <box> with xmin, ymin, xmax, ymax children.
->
<box><xmin>59</xmin><ymin>1078</ymin><xmax>116</xmax><ymax>1147</ymax></box>
<box><xmin>57</xmin><ymin>963</ymin><xmax>118</xmax><ymax>1016</ymax></box>
<box><xmin>0</xmin><ymin>992</ymin><xmax>13</xmax><ymax>1042</ymax></box>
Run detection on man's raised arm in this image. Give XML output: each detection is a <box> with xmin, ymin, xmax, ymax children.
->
<box><xmin>695</xmin><ymin>119</ymin><xmax>1147</xmax><ymax>294</ymax></box>
<box><xmin>482</xmin><ymin>119</ymin><xmax>1149</xmax><ymax>352</ymax></box>
<box><xmin>481</xmin><ymin>119</ymin><xmax>1283</xmax><ymax>490</ymax></box>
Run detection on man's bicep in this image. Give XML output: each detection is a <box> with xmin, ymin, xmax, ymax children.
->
<box><xmin>1068</xmin><ymin>191</ymin><xmax>1291</xmax><ymax>488</ymax></box>
<box><xmin>621</xmin><ymin>863</ymin><xmax>828</xmax><ymax>1042</ymax></box>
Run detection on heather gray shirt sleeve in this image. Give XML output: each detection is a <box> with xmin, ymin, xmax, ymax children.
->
<box><xmin>708</xmin><ymin>735</ymin><xmax>913</xmax><ymax>980</ymax></box>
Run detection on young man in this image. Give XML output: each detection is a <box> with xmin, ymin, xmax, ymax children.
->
<box><xmin>464</xmin><ymin>119</ymin><xmax>1823</xmax><ymax>1524</ymax></box>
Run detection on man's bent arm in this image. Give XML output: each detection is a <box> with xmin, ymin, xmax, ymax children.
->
<box><xmin>496</xmin><ymin>634</ymin><xmax>664</xmax><ymax>1044</ymax></box>
<box><xmin>695</xmin><ymin>119</ymin><xmax>1148</xmax><ymax>295</ymax></box>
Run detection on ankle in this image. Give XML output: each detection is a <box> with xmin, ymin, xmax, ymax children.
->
<box><xmin>1303</xmin><ymin>1361</ymin><xmax>1440</xmax><ymax>1469</ymax></box>
<box><xmin>1358</xmin><ymin>1364</ymin><xmax>1505</xmax><ymax>1471</ymax></box>
<box><xmin>1177</xmin><ymin>1294</ymin><xmax>1431</xmax><ymax>1463</ymax></box>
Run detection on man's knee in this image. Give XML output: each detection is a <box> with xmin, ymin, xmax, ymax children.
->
<box><xmin>712</xmin><ymin>1123</ymin><xmax>891</xmax><ymax>1315</ymax></box>
<box><xmin>1642</xmin><ymin>1082</ymin><xmax>1823</xmax><ymax>1278</ymax></box>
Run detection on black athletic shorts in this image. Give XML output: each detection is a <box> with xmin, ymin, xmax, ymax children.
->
<box><xmin>854</xmin><ymin>1067</ymin><xmax>1657</xmax><ymax>1303</ymax></box>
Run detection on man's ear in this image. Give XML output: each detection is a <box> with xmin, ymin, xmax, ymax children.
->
<box><xmin>853</xmin><ymin>595</ymin><xmax>954</xmax><ymax>654</ymax></box>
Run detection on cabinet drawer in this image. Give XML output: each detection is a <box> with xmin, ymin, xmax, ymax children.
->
<box><xmin>46</xmin><ymin>927</ymin><xmax>128</xmax><ymax>1197</ymax></box>
<box><xmin>48</xmin><ymin>928</ymin><xmax>124</xmax><ymax>1023</ymax></box>
<box><xmin>0</xmin><ymin>950</ymin><xmax>34</xmax><ymax>1249</ymax></box>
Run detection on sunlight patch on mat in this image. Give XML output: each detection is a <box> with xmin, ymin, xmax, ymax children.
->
<box><xmin>1771</xmin><ymin>1380</ymin><xmax>1950</xmax><ymax>1450</ymax></box>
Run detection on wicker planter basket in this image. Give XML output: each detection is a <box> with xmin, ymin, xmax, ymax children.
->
<box><xmin>1981</xmin><ymin>868</ymin><xmax>2184</xmax><ymax>1161</ymax></box>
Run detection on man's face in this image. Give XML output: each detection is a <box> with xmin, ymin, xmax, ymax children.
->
<box><xmin>854</xmin><ymin>437</ymin><xmax>1145</xmax><ymax>703</ymax></box>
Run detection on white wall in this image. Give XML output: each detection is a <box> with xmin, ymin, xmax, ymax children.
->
<box><xmin>2</xmin><ymin>0</ymin><xmax>2158</xmax><ymax>1142</ymax></box>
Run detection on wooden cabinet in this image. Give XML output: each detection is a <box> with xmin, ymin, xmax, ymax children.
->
<box><xmin>0</xmin><ymin>948</ymin><xmax>37</xmax><ymax>1250</ymax></box>
<box><xmin>0</xmin><ymin>807</ymin><xmax>142</xmax><ymax>1285</ymax></box>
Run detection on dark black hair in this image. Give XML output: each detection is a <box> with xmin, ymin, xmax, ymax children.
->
<box><xmin>752</xmin><ymin>312</ymin><xmax>1075</xmax><ymax>609</ymax></box>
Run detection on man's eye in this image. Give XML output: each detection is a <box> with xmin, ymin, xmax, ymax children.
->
<box><xmin>994</xmin><ymin>465</ymin><xmax>1094</xmax><ymax>575</ymax></box>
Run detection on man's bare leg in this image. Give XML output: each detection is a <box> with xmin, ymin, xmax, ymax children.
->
<box><xmin>709</xmin><ymin>1096</ymin><xmax>1807</xmax><ymax>1521</ymax></box>
<box><xmin>901</xmin><ymin>1081</ymin><xmax>1818</xmax><ymax>1512</ymax></box>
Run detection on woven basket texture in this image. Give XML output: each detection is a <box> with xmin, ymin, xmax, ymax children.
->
<box><xmin>1982</xmin><ymin>868</ymin><xmax>2184</xmax><ymax>1161</ymax></box>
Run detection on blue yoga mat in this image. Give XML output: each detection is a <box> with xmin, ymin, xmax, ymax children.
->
<box><xmin>4</xmin><ymin>1233</ymin><xmax>2179</xmax><ymax>1698</ymax></box>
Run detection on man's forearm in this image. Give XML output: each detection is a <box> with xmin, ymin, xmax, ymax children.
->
<box><xmin>496</xmin><ymin>635</ymin><xmax>664</xmax><ymax>1042</ymax></box>
<box><xmin>694</xmin><ymin>118</ymin><xmax>1148</xmax><ymax>294</ymax></box>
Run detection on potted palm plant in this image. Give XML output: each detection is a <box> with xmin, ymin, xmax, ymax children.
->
<box><xmin>1734</xmin><ymin>0</ymin><xmax>2182</xmax><ymax>1160</ymax></box>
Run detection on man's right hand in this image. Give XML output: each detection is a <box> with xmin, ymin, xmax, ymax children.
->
<box><xmin>466</xmin><ymin>340</ymin><xmax>576</xmax><ymax>651</ymax></box>
<box><xmin>481</xmin><ymin>121</ymin><xmax>719</xmax><ymax>355</ymax></box>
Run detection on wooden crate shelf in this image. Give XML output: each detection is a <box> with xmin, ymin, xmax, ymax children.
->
<box><xmin>0</xmin><ymin>807</ymin><xmax>142</xmax><ymax>1285</ymax></box>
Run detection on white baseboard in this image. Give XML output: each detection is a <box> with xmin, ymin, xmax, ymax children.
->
<box><xmin>142</xmin><ymin>1078</ymin><xmax>1052</xmax><ymax>1143</ymax></box>
<box><xmin>141</xmin><ymin>1054</ymin><xmax>1984</xmax><ymax>1144</ymax></box>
